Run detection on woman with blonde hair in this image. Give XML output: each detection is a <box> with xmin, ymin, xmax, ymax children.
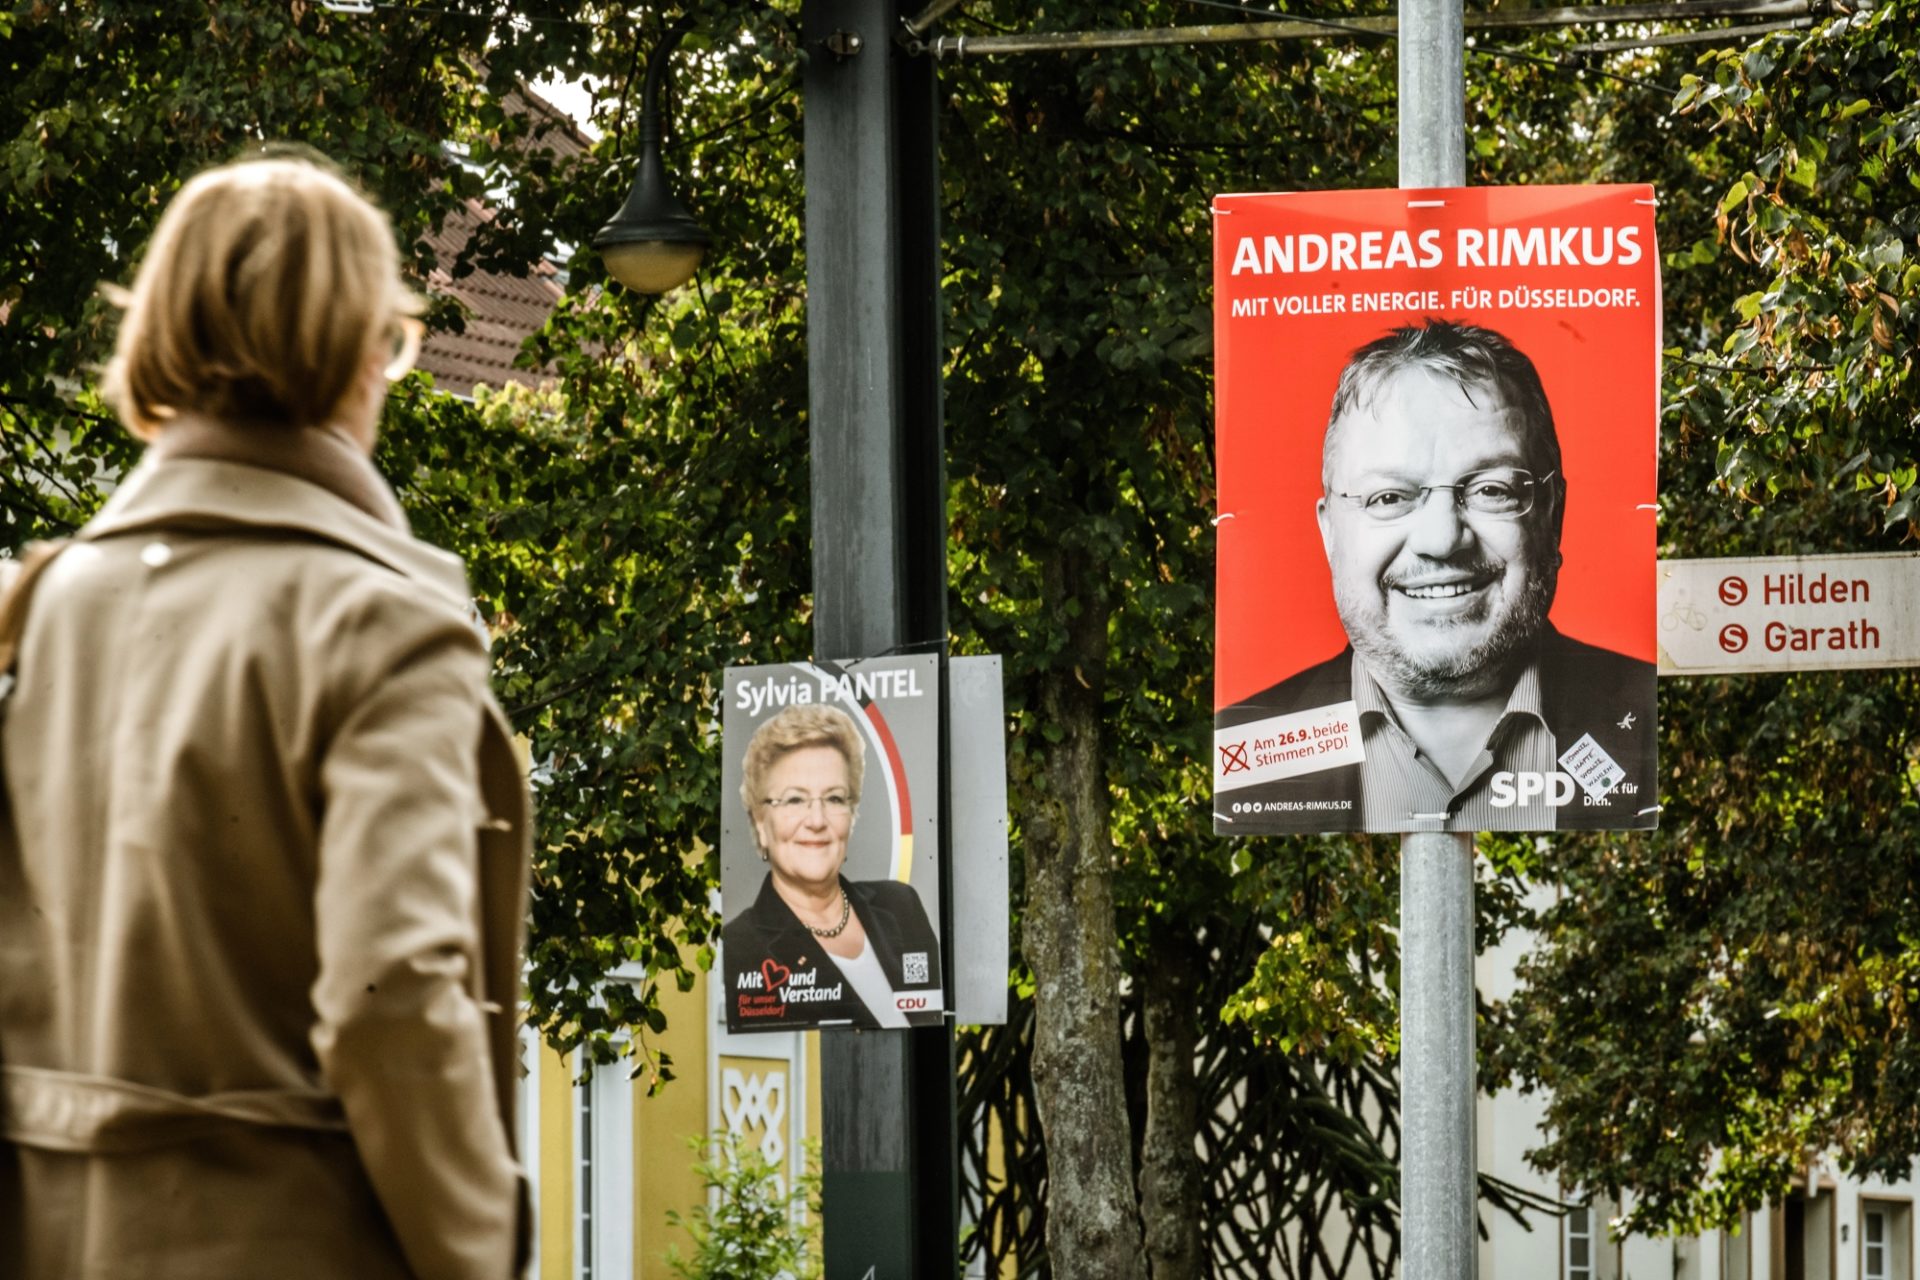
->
<box><xmin>0</xmin><ymin>151</ymin><xmax>530</xmax><ymax>1278</ymax></box>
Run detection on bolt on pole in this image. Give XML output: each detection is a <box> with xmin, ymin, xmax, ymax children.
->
<box><xmin>1396</xmin><ymin>0</ymin><xmax>1478</xmax><ymax>1277</ymax></box>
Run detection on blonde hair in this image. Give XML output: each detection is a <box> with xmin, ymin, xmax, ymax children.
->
<box><xmin>100</xmin><ymin>151</ymin><xmax>422</xmax><ymax>437</ymax></box>
<box><xmin>739</xmin><ymin>703</ymin><xmax>867</xmax><ymax>821</ymax></box>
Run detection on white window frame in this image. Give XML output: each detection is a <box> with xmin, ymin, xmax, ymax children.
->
<box><xmin>572</xmin><ymin>963</ymin><xmax>644</xmax><ymax>1280</ymax></box>
<box><xmin>572</xmin><ymin>1044</ymin><xmax>635</xmax><ymax>1280</ymax></box>
<box><xmin>1721</xmin><ymin>1210</ymin><xmax>1753</xmax><ymax>1280</ymax></box>
<box><xmin>709</xmin><ymin>930</ymin><xmax>811</xmax><ymax>1200</ymax></box>
<box><xmin>518</xmin><ymin>1020</ymin><xmax>544</xmax><ymax>1280</ymax></box>
<box><xmin>1860</xmin><ymin>1198</ymin><xmax>1912</xmax><ymax>1280</ymax></box>
<box><xmin>1566</xmin><ymin>1202</ymin><xmax>1597</xmax><ymax>1280</ymax></box>
<box><xmin>1867</xmin><ymin>1206</ymin><xmax>1891</xmax><ymax>1280</ymax></box>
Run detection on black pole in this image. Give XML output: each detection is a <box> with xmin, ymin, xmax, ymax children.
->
<box><xmin>802</xmin><ymin>2</ymin><xmax>958</xmax><ymax>1277</ymax></box>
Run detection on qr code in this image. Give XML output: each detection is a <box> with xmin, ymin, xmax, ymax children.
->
<box><xmin>902</xmin><ymin>952</ymin><xmax>929</xmax><ymax>984</ymax></box>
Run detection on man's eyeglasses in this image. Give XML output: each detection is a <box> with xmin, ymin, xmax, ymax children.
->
<box><xmin>760</xmin><ymin>790</ymin><xmax>854</xmax><ymax>820</ymax></box>
<box><xmin>1331</xmin><ymin>468</ymin><xmax>1555</xmax><ymax>523</ymax></box>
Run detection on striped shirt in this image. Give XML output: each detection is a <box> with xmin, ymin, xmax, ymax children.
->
<box><xmin>1353</xmin><ymin>652</ymin><xmax>1558</xmax><ymax>832</ymax></box>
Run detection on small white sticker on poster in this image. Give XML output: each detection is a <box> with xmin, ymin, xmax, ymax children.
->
<box><xmin>1558</xmin><ymin>732</ymin><xmax>1624</xmax><ymax>801</ymax></box>
<box><xmin>1214</xmin><ymin>701</ymin><xmax>1365</xmax><ymax>793</ymax></box>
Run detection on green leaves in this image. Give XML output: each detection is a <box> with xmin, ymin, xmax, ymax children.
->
<box><xmin>1488</xmin><ymin>677</ymin><xmax>1920</xmax><ymax>1235</ymax></box>
<box><xmin>1718</xmin><ymin>178</ymin><xmax>1751</xmax><ymax>217</ymax></box>
<box><xmin>665</xmin><ymin>1132</ymin><xmax>821</xmax><ymax>1280</ymax></box>
<box><xmin>1667</xmin><ymin>4</ymin><xmax>1920</xmax><ymax>544</ymax></box>
<box><xmin>1221</xmin><ymin>923</ymin><xmax>1399</xmax><ymax>1062</ymax></box>
<box><xmin>0</xmin><ymin>0</ymin><xmax>519</xmax><ymax>539</ymax></box>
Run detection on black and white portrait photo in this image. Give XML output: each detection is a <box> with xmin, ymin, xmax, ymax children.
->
<box><xmin>1215</xmin><ymin>320</ymin><xmax>1657</xmax><ymax>833</ymax></box>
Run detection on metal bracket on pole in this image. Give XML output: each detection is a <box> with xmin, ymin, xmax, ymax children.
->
<box><xmin>824</xmin><ymin>29</ymin><xmax>866</xmax><ymax>59</ymax></box>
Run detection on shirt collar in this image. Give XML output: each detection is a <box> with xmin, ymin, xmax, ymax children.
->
<box><xmin>147</xmin><ymin>412</ymin><xmax>410</xmax><ymax>531</ymax></box>
<box><xmin>1351</xmin><ymin>646</ymin><xmax>1548</xmax><ymax>733</ymax></box>
<box><xmin>79</xmin><ymin>424</ymin><xmax>471</xmax><ymax>615</ymax></box>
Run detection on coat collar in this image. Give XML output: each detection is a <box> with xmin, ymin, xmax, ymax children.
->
<box><xmin>79</xmin><ymin>417</ymin><xmax>472</xmax><ymax>615</ymax></box>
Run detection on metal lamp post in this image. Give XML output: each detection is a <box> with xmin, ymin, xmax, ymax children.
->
<box><xmin>1397</xmin><ymin>3</ymin><xmax>1477</xmax><ymax>1277</ymax></box>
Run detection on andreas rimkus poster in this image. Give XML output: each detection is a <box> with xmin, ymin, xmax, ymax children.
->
<box><xmin>1212</xmin><ymin>185</ymin><xmax>1659</xmax><ymax>835</ymax></box>
<box><xmin>721</xmin><ymin>655</ymin><xmax>944</xmax><ymax>1033</ymax></box>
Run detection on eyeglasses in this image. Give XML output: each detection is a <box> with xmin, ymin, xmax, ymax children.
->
<box><xmin>382</xmin><ymin>315</ymin><xmax>425</xmax><ymax>382</ymax></box>
<box><xmin>1331</xmin><ymin>468</ymin><xmax>1555</xmax><ymax>522</ymax></box>
<box><xmin>760</xmin><ymin>790</ymin><xmax>854</xmax><ymax>821</ymax></box>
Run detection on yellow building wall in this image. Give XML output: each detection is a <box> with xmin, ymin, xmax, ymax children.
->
<box><xmin>806</xmin><ymin>1031</ymin><xmax>823</xmax><ymax>1261</ymax></box>
<box><xmin>636</xmin><ymin>967</ymin><xmax>710</xmax><ymax>1279</ymax></box>
<box><xmin>535</xmin><ymin>960</ymin><xmax>764</xmax><ymax>1280</ymax></box>
<box><xmin>806</xmin><ymin>1031</ymin><xmax>821</xmax><ymax>1151</ymax></box>
<box><xmin>530</xmin><ymin>963</ymin><xmax>845</xmax><ymax>1279</ymax></box>
<box><xmin>519</xmin><ymin>759</ymin><xmax>832</xmax><ymax>1275</ymax></box>
<box><xmin>986</xmin><ymin>1093</ymin><xmax>1023</xmax><ymax>1280</ymax></box>
<box><xmin>536</xmin><ymin>1040</ymin><xmax>572</xmax><ymax>1280</ymax></box>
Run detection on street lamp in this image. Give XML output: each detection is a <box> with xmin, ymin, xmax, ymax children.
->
<box><xmin>594</xmin><ymin>20</ymin><xmax>709</xmax><ymax>293</ymax></box>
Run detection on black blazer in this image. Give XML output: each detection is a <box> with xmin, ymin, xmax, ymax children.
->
<box><xmin>723</xmin><ymin>874</ymin><xmax>944</xmax><ymax>1031</ymax></box>
<box><xmin>1216</xmin><ymin>629</ymin><xmax>1657</xmax><ymax>832</ymax></box>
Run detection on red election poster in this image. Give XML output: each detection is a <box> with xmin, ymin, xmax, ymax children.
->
<box><xmin>1212</xmin><ymin>185</ymin><xmax>1659</xmax><ymax>835</ymax></box>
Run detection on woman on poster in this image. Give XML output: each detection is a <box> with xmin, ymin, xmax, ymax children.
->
<box><xmin>723</xmin><ymin>704</ymin><xmax>942</xmax><ymax>1029</ymax></box>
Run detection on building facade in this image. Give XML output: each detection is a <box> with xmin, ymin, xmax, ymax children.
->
<box><xmin>1478</xmin><ymin>910</ymin><xmax>1916</xmax><ymax>1280</ymax></box>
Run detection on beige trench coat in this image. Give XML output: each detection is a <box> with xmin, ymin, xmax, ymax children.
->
<box><xmin>0</xmin><ymin>426</ymin><xmax>532</xmax><ymax>1279</ymax></box>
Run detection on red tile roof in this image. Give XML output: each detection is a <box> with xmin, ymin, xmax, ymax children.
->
<box><xmin>417</xmin><ymin>201</ymin><xmax>565</xmax><ymax>399</ymax></box>
<box><xmin>415</xmin><ymin>83</ymin><xmax>588</xmax><ymax>399</ymax></box>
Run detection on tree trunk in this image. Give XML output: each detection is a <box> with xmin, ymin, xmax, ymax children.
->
<box><xmin>1138</xmin><ymin>933</ymin><xmax>1205</xmax><ymax>1280</ymax></box>
<box><xmin>1021</xmin><ymin>544</ymin><xmax>1149</xmax><ymax>1280</ymax></box>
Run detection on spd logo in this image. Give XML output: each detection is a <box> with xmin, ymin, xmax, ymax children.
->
<box><xmin>1489</xmin><ymin>771</ymin><xmax>1575</xmax><ymax>808</ymax></box>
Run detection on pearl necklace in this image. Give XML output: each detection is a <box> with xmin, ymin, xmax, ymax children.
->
<box><xmin>808</xmin><ymin>887</ymin><xmax>852</xmax><ymax>939</ymax></box>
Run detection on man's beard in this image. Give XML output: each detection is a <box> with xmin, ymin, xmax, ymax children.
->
<box><xmin>1335</xmin><ymin>560</ymin><xmax>1558</xmax><ymax>701</ymax></box>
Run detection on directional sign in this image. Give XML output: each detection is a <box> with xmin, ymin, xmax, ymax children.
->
<box><xmin>1658</xmin><ymin>552</ymin><xmax>1920</xmax><ymax>675</ymax></box>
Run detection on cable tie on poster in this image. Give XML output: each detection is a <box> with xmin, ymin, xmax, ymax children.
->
<box><xmin>1407</xmin><ymin>200</ymin><xmax>1447</xmax><ymax>208</ymax></box>
<box><xmin>1634</xmin><ymin>197</ymin><xmax>1659</xmax><ymax>205</ymax></box>
<box><xmin>1212</xmin><ymin>512</ymin><xmax>1236</xmax><ymax>526</ymax></box>
<box><xmin>1637</xmin><ymin>805</ymin><xmax>1662</xmax><ymax>816</ymax></box>
<box><xmin>1637</xmin><ymin>503</ymin><xmax>1658</xmax><ymax>511</ymax></box>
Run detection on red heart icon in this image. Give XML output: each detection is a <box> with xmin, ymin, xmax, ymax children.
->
<box><xmin>761</xmin><ymin>959</ymin><xmax>791</xmax><ymax>990</ymax></box>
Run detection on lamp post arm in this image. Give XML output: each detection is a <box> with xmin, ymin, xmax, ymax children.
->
<box><xmin>640</xmin><ymin>15</ymin><xmax>699</xmax><ymax>139</ymax></box>
<box><xmin>901</xmin><ymin>0</ymin><xmax>967</xmax><ymax>38</ymax></box>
